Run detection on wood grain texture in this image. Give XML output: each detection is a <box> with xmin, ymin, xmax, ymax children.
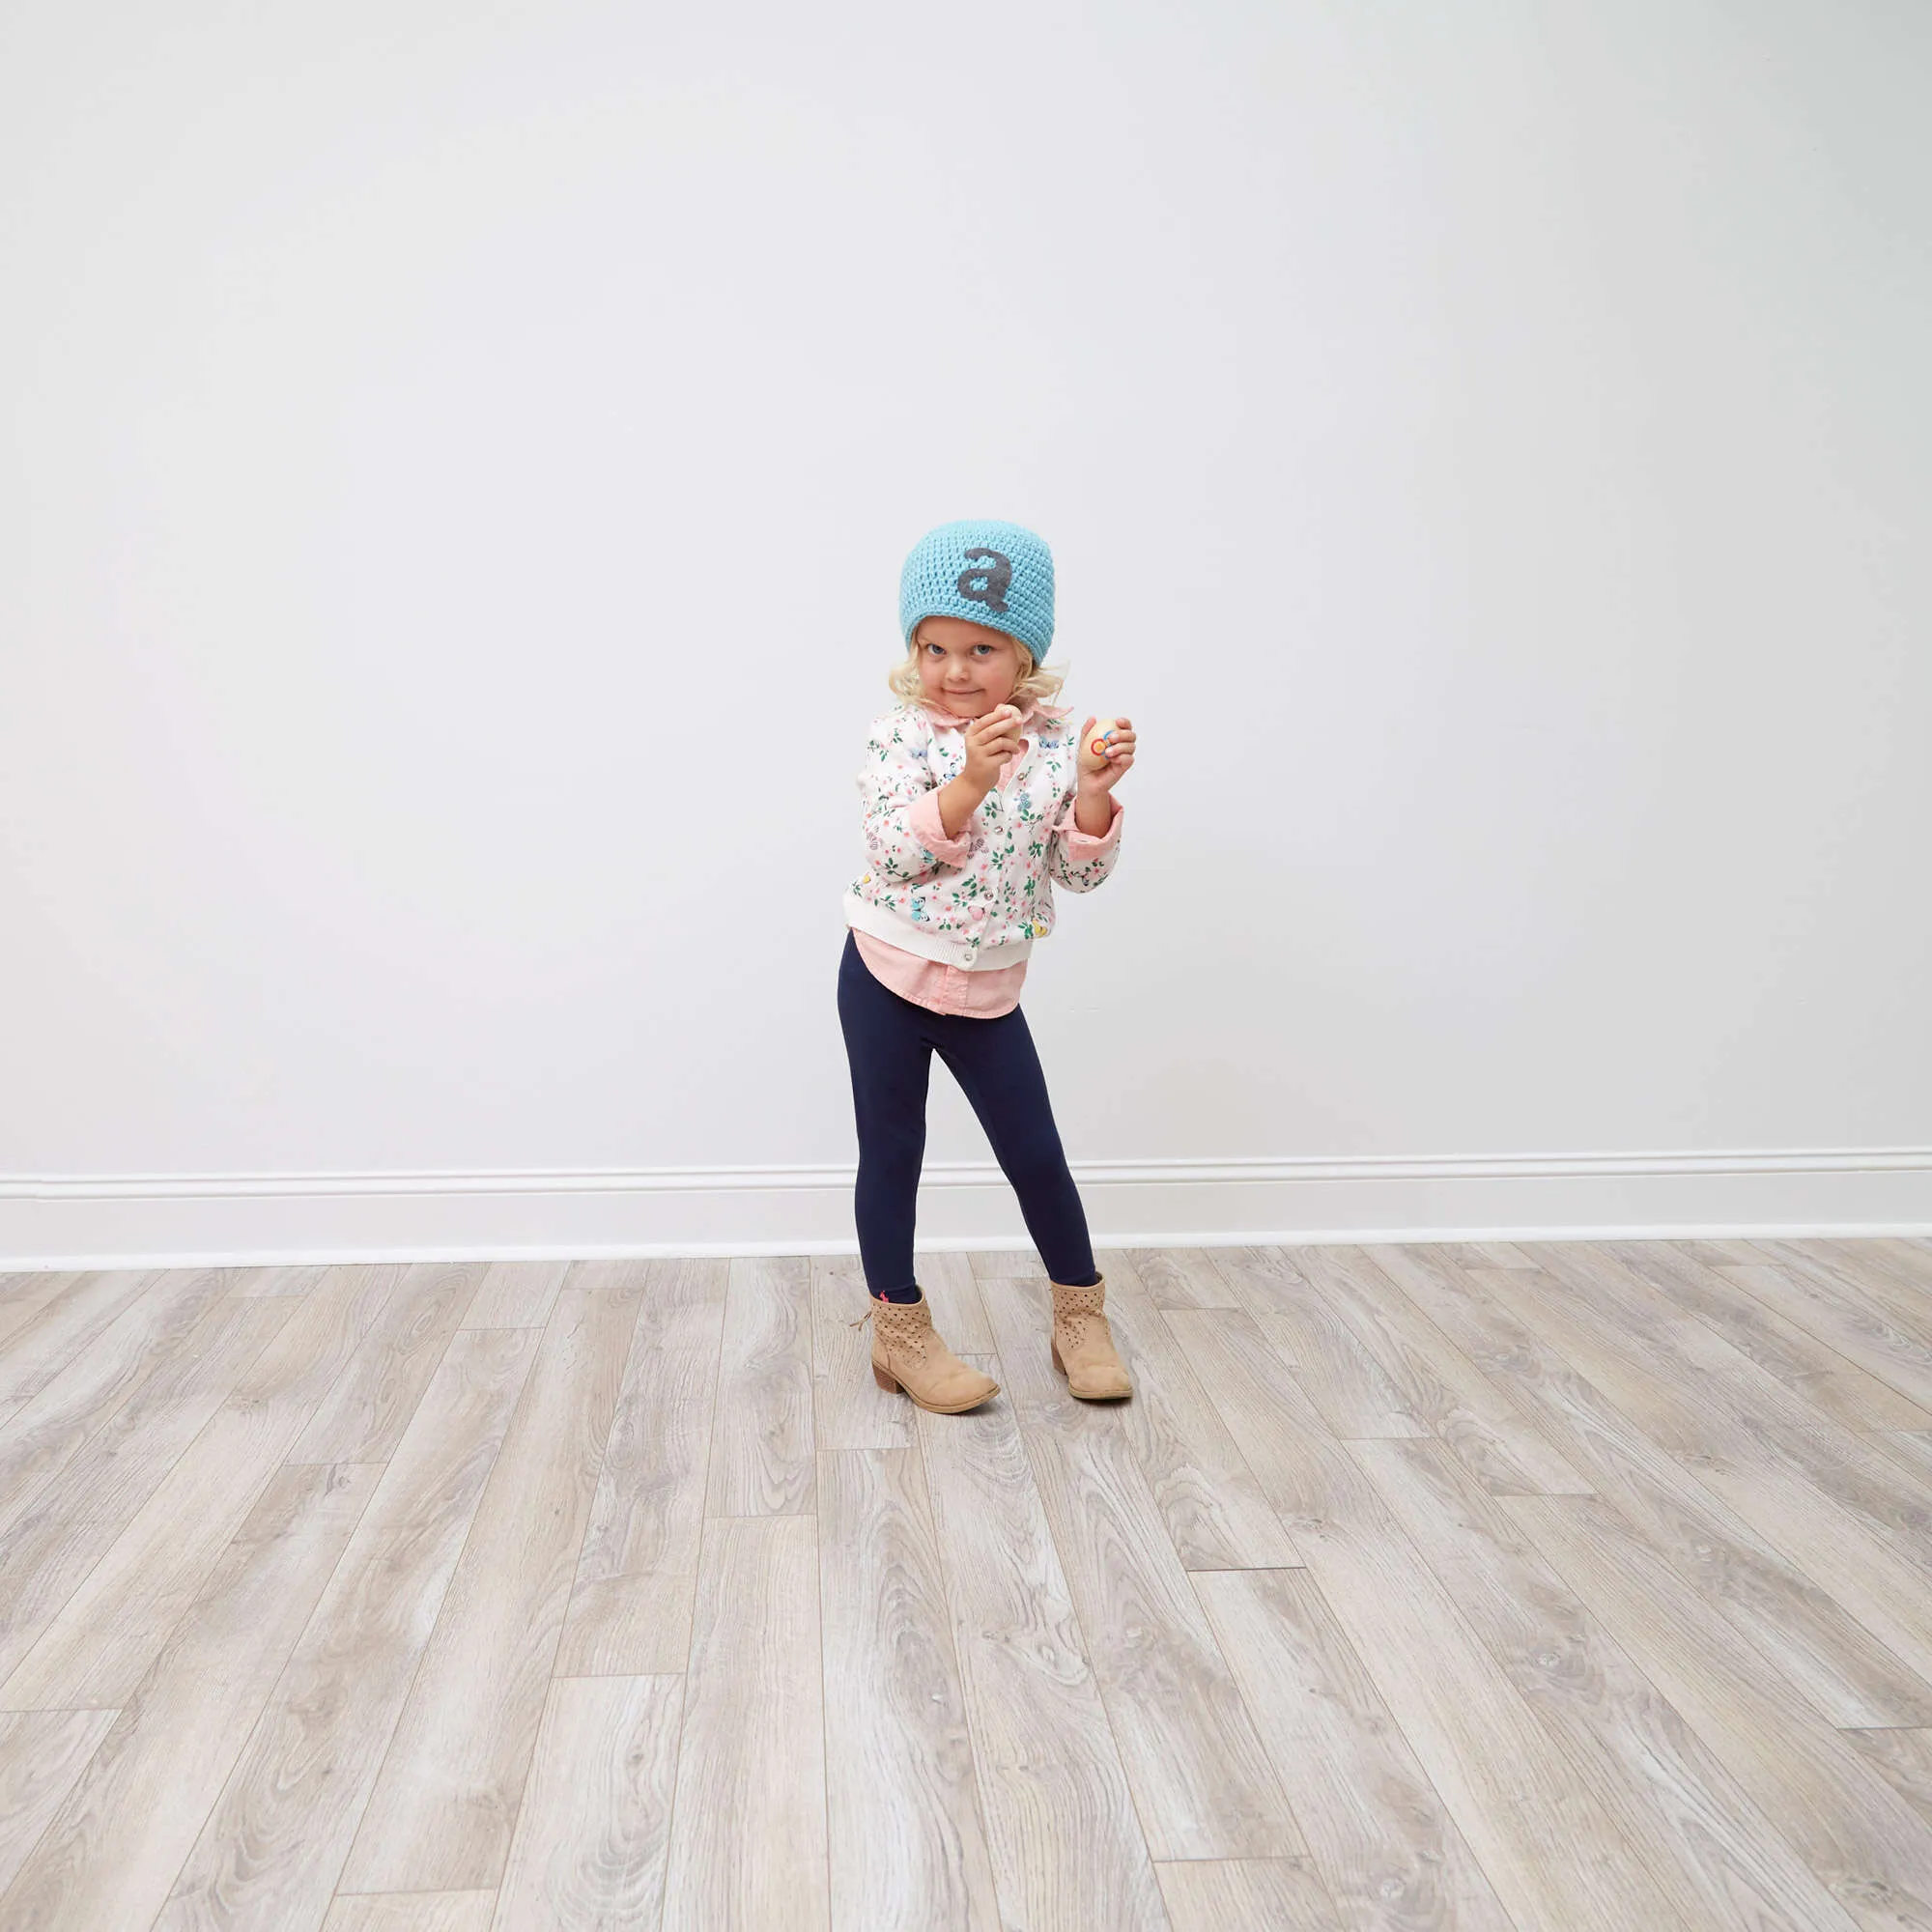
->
<box><xmin>1195</xmin><ymin>1565</ymin><xmax>1516</xmax><ymax>1932</ymax></box>
<box><xmin>817</xmin><ymin>1446</ymin><xmax>1001</xmax><ymax>1932</ymax></box>
<box><xmin>1705</xmin><ymin>1241</ymin><xmax>1932</xmax><ymax>1411</ymax></box>
<box><xmin>0</xmin><ymin>1272</ymin><xmax>83</xmax><ymax>1350</ymax></box>
<box><xmin>323</xmin><ymin>1897</ymin><xmax>497</xmax><ymax>1932</ymax></box>
<box><xmin>1869</xmin><ymin>1428</ymin><xmax>1932</xmax><ymax>1494</ymax></box>
<box><xmin>490</xmin><ymin>1673</ymin><xmax>683</xmax><ymax>1931</ymax></box>
<box><xmin>1506</xmin><ymin>1492</ymin><xmax>1932</xmax><ymax>1930</ymax></box>
<box><xmin>1165</xmin><ymin>1307</ymin><xmax>1696</xmax><ymax>1932</ymax></box>
<box><xmin>1486</xmin><ymin>1256</ymin><xmax>1932</xmax><ymax>1694</ymax></box>
<box><xmin>659</xmin><ymin>1514</ymin><xmax>827</xmax><ymax>1932</ymax></box>
<box><xmin>226</xmin><ymin>1263</ymin><xmax>413</xmax><ymax>1414</ymax></box>
<box><xmin>462</xmin><ymin>1260</ymin><xmax>570</xmax><ymax>1330</ymax></box>
<box><xmin>1865</xmin><ymin>1237</ymin><xmax>1932</xmax><ymax>1288</ymax></box>
<box><xmin>230</xmin><ymin>1265</ymin><xmax>330</xmax><ymax>1299</ymax></box>
<box><xmin>554</xmin><ymin>1259</ymin><xmax>725</xmax><ymax>1678</ymax></box>
<box><xmin>1673</xmin><ymin>1237</ymin><xmax>1769</xmax><ymax>1268</ymax></box>
<box><xmin>1154</xmin><ymin>1856</ymin><xmax>1340</xmax><ymax>1930</ymax></box>
<box><xmin>1370</xmin><ymin>1247</ymin><xmax>1932</xmax><ymax>1728</ymax></box>
<box><xmin>0</xmin><ymin>1707</ymin><xmax>119</xmax><ymax>1895</ymax></box>
<box><xmin>2</xmin><ymin>1269</ymin><xmax>408</xmax><ymax>1710</ymax></box>
<box><xmin>1530</xmin><ymin>1241</ymin><xmax>1932</xmax><ymax>1463</ymax></box>
<box><xmin>0</xmin><ymin>1461</ymin><xmax>380</xmax><ymax>1931</ymax></box>
<box><xmin>1735</xmin><ymin>1408</ymin><xmax>1932</xmax><ymax>1574</ymax></box>
<box><xmin>1216</xmin><ymin>1246</ymin><xmax>1427</xmax><ymax>1437</ymax></box>
<box><xmin>156</xmin><ymin>1326</ymin><xmax>539</xmax><ymax>1932</ymax></box>
<box><xmin>0</xmin><ymin>1294</ymin><xmax>296</xmax><ymax>1690</ymax></box>
<box><xmin>288</xmin><ymin>1260</ymin><xmax>482</xmax><ymax>1462</ymax></box>
<box><xmin>0</xmin><ymin>1382</ymin><xmax>324</xmax><ymax>1711</ymax></box>
<box><xmin>1841</xmin><ymin>1728</ymin><xmax>1932</xmax><ymax>1834</ymax></box>
<box><xmin>1126</xmin><ymin>1246</ymin><xmax>1240</xmax><ymax>1310</ymax></box>
<box><xmin>1448</xmin><ymin>1240</ymin><xmax>1541</xmax><ymax>1269</ymax></box>
<box><xmin>705</xmin><ymin>1255</ymin><xmax>814</xmax><ymax>1517</ymax></box>
<box><xmin>1619</xmin><ymin>1241</ymin><xmax>1932</xmax><ymax>1431</ymax></box>
<box><xmin>1091</xmin><ymin>1252</ymin><xmax>1303</xmax><ymax>1569</ymax></box>
<box><xmin>980</xmin><ymin>1274</ymin><xmax>1302</xmax><ymax>1861</ymax></box>
<box><xmin>1786</xmin><ymin>1238</ymin><xmax>1932</xmax><ymax>1348</ymax></box>
<box><xmin>0</xmin><ymin>1269</ymin><xmax>159</xmax><ymax>1406</ymax></box>
<box><xmin>0</xmin><ymin>1264</ymin><xmax>238</xmax><ymax>1532</ymax></box>
<box><xmin>1354</xmin><ymin>1435</ymin><xmax>1861</xmax><ymax>1932</ymax></box>
<box><xmin>13</xmin><ymin>1238</ymin><xmax>1932</xmax><ymax>1929</ymax></box>
<box><xmin>966</xmin><ymin>1247</ymin><xmax>1044</xmax><ymax>1280</ymax></box>
<box><xmin>340</xmin><ymin>1272</ymin><xmax>643</xmax><ymax>1893</ymax></box>
<box><xmin>918</xmin><ymin>1355</ymin><xmax>1169</xmax><ymax>1932</ymax></box>
<box><xmin>1257</xmin><ymin>1244</ymin><xmax>1593</xmax><ymax>1494</ymax></box>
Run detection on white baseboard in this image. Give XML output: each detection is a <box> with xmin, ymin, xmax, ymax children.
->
<box><xmin>2</xmin><ymin>1149</ymin><xmax>1929</xmax><ymax>1269</ymax></box>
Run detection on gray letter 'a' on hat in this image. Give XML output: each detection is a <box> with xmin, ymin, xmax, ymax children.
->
<box><xmin>898</xmin><ymin>519</ymin><xmax>1056</xmax><ymax>660</ymax></box>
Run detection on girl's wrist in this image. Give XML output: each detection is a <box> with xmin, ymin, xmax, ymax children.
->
<box><xmin>937</xmin><ymin>773</ymin><xmax>988</xmax><ymax>838</ymax></box>
<box><xmin>1071</xmin><ymin>785</ymin><xmax>1114</xmax><ymax>836</ymax></box>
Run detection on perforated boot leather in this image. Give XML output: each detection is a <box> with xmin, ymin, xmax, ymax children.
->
<box><xmin>1051</xmin><ymin>1275</ymin><xmax>1133</xmax><ymax>1400</ymax></box>
<box><xmin>866</xmin><ymin>1293</ymin><xmax>1000</xmax><ymax>1414</ymax></box>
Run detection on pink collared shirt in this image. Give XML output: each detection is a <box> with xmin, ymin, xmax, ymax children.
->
<box><xmin>849</xmin><ymin>696</ymin><xmax>1123</xmax><ymax>1018</ymax></box>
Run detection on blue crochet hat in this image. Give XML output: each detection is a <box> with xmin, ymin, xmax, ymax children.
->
<box><xmin>899</xmin><ymin>519</ymin><xmax>1056</xmax><ymax>662</ymax></box>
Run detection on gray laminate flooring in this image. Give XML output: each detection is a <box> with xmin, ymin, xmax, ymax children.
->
<box><xmin>2</xmin><ymin>1237</ymin><xmax>1931</xmax><ymax>1928</ymax></box>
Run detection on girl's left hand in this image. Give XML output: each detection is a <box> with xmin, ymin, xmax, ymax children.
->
<box><xmin>1078</xmin><ymin>716</ymin><xmax>1136</xmax><ymax>792</ymax></box>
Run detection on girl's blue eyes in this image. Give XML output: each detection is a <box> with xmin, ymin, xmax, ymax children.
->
<box><xmin>927</xmin><ymin>644</ymin><xmax>993</xmax><ymax>657</ymax></box>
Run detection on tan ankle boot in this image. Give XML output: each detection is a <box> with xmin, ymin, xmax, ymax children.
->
<box><xmin>865</xmin><ymin>1293</ymin><xmax>1000</xmax><ymax>1414</ymax></box>
<box><xmin>1051</xmin><ymin>1276</ymin><xmax>1133</xmax><ymax>1399</ymax></box>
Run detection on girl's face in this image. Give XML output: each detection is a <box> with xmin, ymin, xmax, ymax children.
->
<box><xmin>913</xmin><ymin>617</ymin><xmax>1025</xmax><ymax>719</ymax></box>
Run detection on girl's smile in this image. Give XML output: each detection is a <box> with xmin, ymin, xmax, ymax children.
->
<box><xmin>913</xmin><ymin>615</ymin><xmax>1022</xmax><ymax>719</ymax></box>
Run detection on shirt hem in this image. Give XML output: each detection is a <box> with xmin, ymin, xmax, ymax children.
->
<box><xmin>842</xmin><ymin>894</ymin><xmax>1037</xmax><ymax>970</ymax></box>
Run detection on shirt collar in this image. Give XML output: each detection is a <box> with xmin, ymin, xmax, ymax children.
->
<box><xmin>919</xmin><ymin>696</ymin><xmax>1070</xmax><ymax>733</ymax></box>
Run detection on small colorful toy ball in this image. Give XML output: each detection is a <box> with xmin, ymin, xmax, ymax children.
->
<box><xmin>1082</xmin><ymin>717</ymin><xmax>1124</xmax><ymax>766</ymax></box>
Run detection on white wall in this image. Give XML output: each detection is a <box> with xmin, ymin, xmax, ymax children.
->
<box><xmin>4</xmin><ymin>0</ymin><xmax>1928</xmax><ymax>1262</ymax></box>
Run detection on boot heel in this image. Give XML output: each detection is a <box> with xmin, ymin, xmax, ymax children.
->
<box><xmin>872</xmin><ymin>1363</ymin><xmax>901</xmax><ymax>1392</ymax></box>
<box><xmin>1050</xmin><ymin>1337</ymin><xmax>1066</xmax><ymax>1377</ymax></box>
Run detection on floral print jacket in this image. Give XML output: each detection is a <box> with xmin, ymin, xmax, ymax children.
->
<box><xmin>841</xmin><ymin>698</ymin><xmax>1124</xmax><ymax>969</ymax></box>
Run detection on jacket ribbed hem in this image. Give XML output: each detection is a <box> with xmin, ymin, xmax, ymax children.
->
<box><xmin>842</xmin><ymin>893</ymin><xmax>1036</xmax><ymax>970</ymax></box>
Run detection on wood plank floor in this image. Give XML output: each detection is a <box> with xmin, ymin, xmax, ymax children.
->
<box><xmin>0</xmin><ymin>1238</ymin><xmax>1929</xmax><ymax>1929</ymax></box>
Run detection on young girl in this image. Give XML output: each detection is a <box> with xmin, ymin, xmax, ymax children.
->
<box><xmin>838</xmin><ymin>517</ymin><xmax>1138</xmax><ymax>1413</ymax></box>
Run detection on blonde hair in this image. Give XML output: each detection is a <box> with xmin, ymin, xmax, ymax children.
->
<box><xmin>889</xmin><ymin>622</ymin><xmax>1067</xmax><ymax>710</ymax></box>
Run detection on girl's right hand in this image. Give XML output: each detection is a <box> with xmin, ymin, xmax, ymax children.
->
<box><xmin>960</xmin><ymin>705</ymin><xmax>1026</xmax><ymax>792</ymax></box>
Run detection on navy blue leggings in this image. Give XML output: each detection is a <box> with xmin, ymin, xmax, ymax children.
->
<box><xmin>838</xmin><ymin>931</ymin><xmax>1100</xmax><ymax>1298</ymax></box>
